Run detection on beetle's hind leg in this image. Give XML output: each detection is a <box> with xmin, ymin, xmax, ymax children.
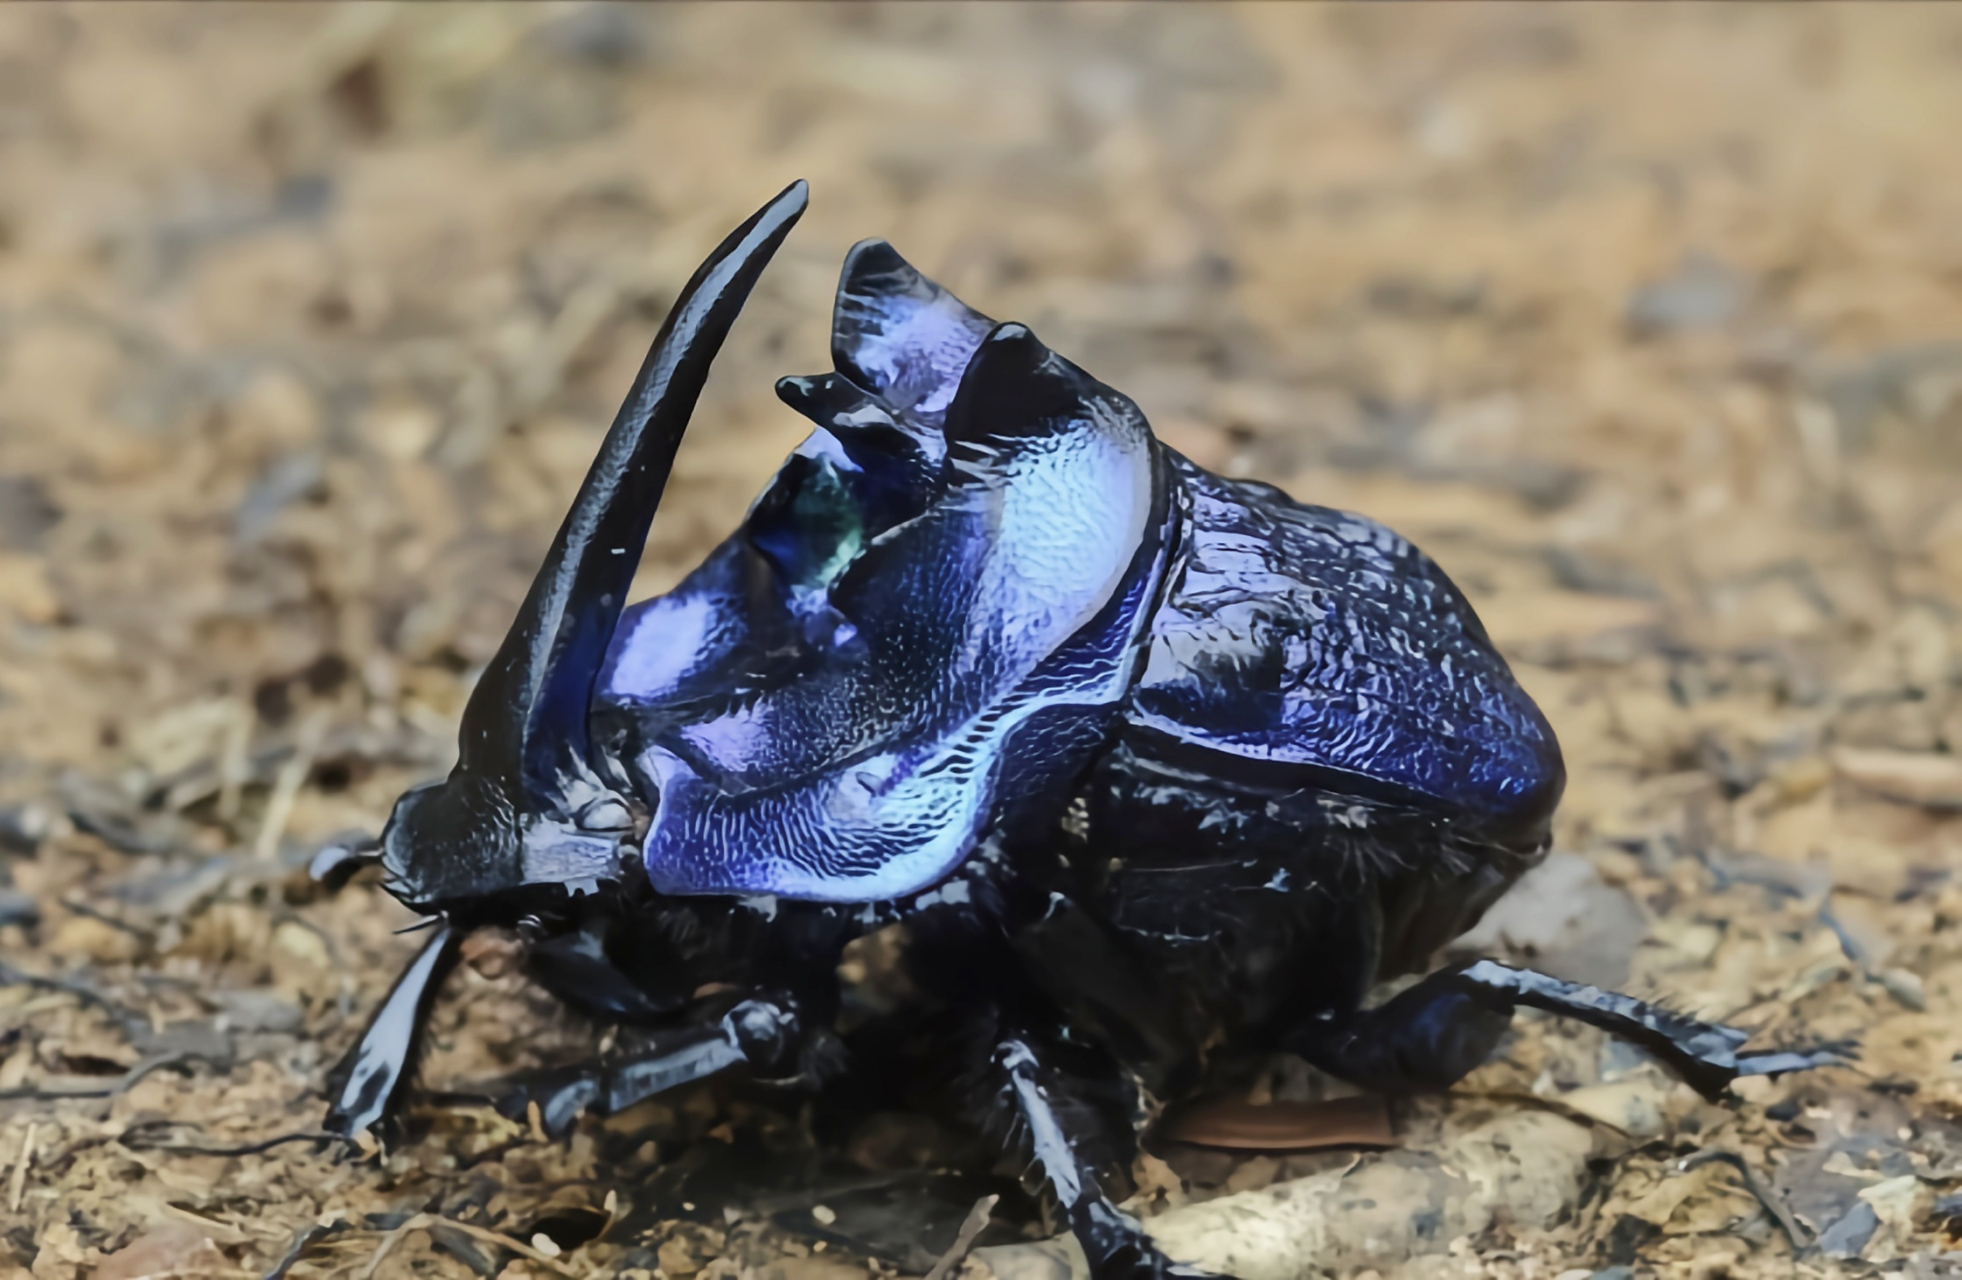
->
<box><xmin>493</xmin><ymin>994</ymin><xmax>818</xmax><ymax>1137</ymax></box>
<box><xmin>988</xmin><ymin>1032</ymin><xmax>1234</xmax><ymax>1280</ymax></box>
<box><xmin>1444</xmin><ymin>960</ymin><xmax>1855</xmax><ymax>1097</ymax></box>
<box><xmin>1293</xmin><ymin>959</ymin><xmax>1855</xmax><ymax>1100</ymax></box>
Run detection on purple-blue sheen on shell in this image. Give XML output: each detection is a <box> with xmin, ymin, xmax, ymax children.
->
<box><xmin>597</xmin><ymin>241</ymin><xmax>1560</xmax><ymax>902</ymax></box>
<box><xmin>600</xmin><ymin>244</ymin><xmax>1173</xmax><ymax>901</ymax></box>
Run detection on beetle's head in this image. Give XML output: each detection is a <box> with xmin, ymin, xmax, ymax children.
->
<box><xmin>369</xmin><ymin>182</ymin><xmax>808</xmax><ymax>919</ymax></box>
<box><xmin>375</xmin><ymin>769</ymin><xmax>639</xmax><ymax>919</ymax></box>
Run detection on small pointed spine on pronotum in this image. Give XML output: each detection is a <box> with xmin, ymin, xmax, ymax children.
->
<box><xmin>315</xmin><ymin>181</ymin><xmax>1856</xmax><ymax>1280</ymax></box>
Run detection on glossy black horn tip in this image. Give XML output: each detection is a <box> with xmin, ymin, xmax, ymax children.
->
<box><xmin>768</xmin><ymin>179</ymin><xmax>809</xmax><ymax>221</ymax></box>
<box><xmin>453</xmin><ymin>178</ymin><xmax>812</xmax><ymax>808</ymax></box>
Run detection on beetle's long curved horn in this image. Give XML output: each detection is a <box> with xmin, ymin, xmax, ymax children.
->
<box><xmin>456</xmin><ymin>181</ymin><xmax>807</xmax><ymax>799</ymax></box>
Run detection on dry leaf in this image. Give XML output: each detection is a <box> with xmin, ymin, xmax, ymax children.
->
<box><xmin>93</xmin><ymin>1223</ymin><xmax>224</xmax><ymax>1280</ymax></box>
<box><xmin>1158</xmin><ymin>1096</ymin><xmax>1394</xmax><ymax>1152</ymax></box>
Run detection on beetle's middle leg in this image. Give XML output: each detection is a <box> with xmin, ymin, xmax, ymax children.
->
<box><xmin>1292</xmin><ymin>959</ymin><xmax>1854</xmax><ymax>1100</ymax></box>
<box><xmin>989</xmin><ymin>1032</ymin><xmax>1234</xmax><ymax>1280</ymax></box>
<box><xmin>495</xmin><ymin>995</ymin><xmax>813</xmax><ymax>1137</ymax></box>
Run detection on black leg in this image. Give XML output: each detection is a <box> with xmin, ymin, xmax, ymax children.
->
<box><xmin>1445</xmin><ymin>960</ymin><xmax>1854</xmax><ymax>1098</ymax></box>
<box><xmin>995</xmin><ymin>1036</ymin><xmax>1230</xmax><ymax>1280</ymax></box>
<box><xmin>1289</xmin><ymin>976</ymin><xmax>1514</xmax><ymax>1094</ymax></box>
<box><xmin>324</xmin><ymin>921</ymin><xmax>461</xmax><ymax>1138</ymax></box>
<box><xmin>1295</xmin><ymin>959</ymin><xmax>1855</xmax><ymax>1101</ymax></box>
<box><xmin>496</xmin><ymin>996</ymin><xmax>807</xmax><ymax>1137</ymax></box>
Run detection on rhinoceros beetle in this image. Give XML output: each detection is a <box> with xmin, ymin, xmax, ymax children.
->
<box><xmin>315</xmin><ymin>181</ymin><xmax>1848</xmax><ymax>1280</ymax></box>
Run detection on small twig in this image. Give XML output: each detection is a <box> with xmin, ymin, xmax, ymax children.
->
<box><xmin>116</xmin><ymin>1119</ymin><xmax>356</xmax><ymax>1158</ymax></box>
<box><xmin>254</xmin><ymin>710</ymin><xmax>328</xmax><ymax>861</ymax></box>
<box><xmin>262</xmin><ymin>1219</ymin><xmax>350</xmax><ymax>1280</ymax></box>
<box><xmin>925</xmin><ymin>1194</ymin><xmax>1000</xmax><ymax>1280</ymax></box>
<box><xmin>55</xmin><ymin>896</ymin><xmax>154</xmax><ymax>943</ymax></box>
<box><xmin>0</xmin><ymin>1079</ymin><xmax>113</xmax><ymax>1101</ymax></box>
<box><xmin>8</xmin><ymin>1123</ymin><xmax>36</xmax><ymax>1212</ymax></box>
<box><xmin>360</xmin><ymin>1216</ymin><xmax>417</xmax><ymax>1279</ymax></box>
<box><xmin>454</xmin><ymin>1133</ymin><xmax>530</xmax><ymax>1170</ymax></box>
<box><xmin>217</xmin><ymin>698</ymin><xmax>252</xmax><ymax>822</ymax></box>
<box><xmin>0</xmin><ymin>1050</ymin><xmax>225</xmax><ymax>1103</ymax></box>
<box><xmin>1681</xmin><ymin>1148</ymin><xmax>1811</xmax><ymax>1250</ymax></box>
<box><xmin>111</xmin><ymin>1049</ymin><xmax>217</xmax><ymax>1095</ymax></box>
<box><xmin>0</xmin><ymin>960</ymin><xmax>140</xmax><ymax>1028</ymax></box>
<box><xmin>358</xmin><ymin>1213</ymin><xmax>579</xmax><ymax>1278</ymax></box>
<box><xmin>267</xmin><ymin>905</ymin><xmax>348</xmax><ymax>974</ymax></box>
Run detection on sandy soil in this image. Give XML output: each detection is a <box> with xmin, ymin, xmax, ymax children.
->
<box><xmin>4</xmin><ymin>5</ymin><xmax>1962</xmax><ymax>1277</ymax></box>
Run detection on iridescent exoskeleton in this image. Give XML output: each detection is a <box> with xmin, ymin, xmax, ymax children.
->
<box><xmin>317</xmin><ymin>183</ymin><xmax>1849</xmax><ymax>1280</ymax></box>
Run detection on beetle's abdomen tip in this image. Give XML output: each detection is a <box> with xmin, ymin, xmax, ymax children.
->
<box><xmin>1486</xmin><ymin>733</ymin><xmax>1565</xmax><ymax>848</ymax></box>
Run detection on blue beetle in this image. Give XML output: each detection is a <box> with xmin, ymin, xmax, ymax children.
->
<box><xmin>318</xmin><ymin>182</ymin><xmax>1847</xmax><ymax>1280</ymax></box>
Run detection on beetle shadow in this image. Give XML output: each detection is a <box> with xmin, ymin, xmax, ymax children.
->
<box><xmin>610</xmin><ymin>1117</ymin><xmax>1033</xmax><ymax>1272</ymax></box>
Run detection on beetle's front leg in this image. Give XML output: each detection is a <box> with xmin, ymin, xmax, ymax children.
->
<box><xmin>324</xmin><ymin>920</ymin><xmax>461</xmax><ymax>1137</ymax></box>
<box><xmin>1293</xmin><ymin>959</ymin><xmax>1854</xmax><ymax>1100</ymax></box>
<box><xmin>495</xmin><ymin>995</ymin><xmax>813</xmax><ymax>1137</ymax></box>
<box><xmin>992</xmin><ymin>1035</ymin><xmax>1232</xmax><ymax>1280</ymax></box>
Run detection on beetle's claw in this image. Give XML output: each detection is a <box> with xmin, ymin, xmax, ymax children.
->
<box><xmin>1735</xmin><ymin>1036</ymin><xmax>1862</xmax><ymax>1079</ymax></box>
<box><xmin>1674</xmin><ymin>1036</ymin><xmax>1864</xmax><ymax>1101</ymax></box>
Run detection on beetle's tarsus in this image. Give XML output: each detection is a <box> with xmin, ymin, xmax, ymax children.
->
<box><xmin>1734</xmin><ymin>1038</ymin><xmax>1862</xmax><ymax>1078</ymax></box>
<box><xmin>323</xmin><ymin>921</ymin><xmax>461</xmax><ymax>1139</ymax></box>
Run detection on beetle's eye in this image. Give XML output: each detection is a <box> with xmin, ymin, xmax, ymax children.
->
<box><xmin>578</xmin><ymin>797</ymin><xmax>633</xmax><ymax>832</ymax></box>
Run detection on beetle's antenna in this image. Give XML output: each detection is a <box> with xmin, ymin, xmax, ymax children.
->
<box><xmin>456</xmin><ymin>181</ymin><xmax>809</xmax><ymax>805</ymax></box>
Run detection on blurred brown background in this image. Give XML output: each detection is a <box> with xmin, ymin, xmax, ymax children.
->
<box><xmin>4</xmin><ymin>5</ymin><xmax>1962</xmax><ymax>1277</ymax></box>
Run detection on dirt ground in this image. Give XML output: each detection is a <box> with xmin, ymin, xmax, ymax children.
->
<box><xmin>5</xmin><ymin>4</ymin><xmax>1962</xmax><ymax>1277</ymax></box>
